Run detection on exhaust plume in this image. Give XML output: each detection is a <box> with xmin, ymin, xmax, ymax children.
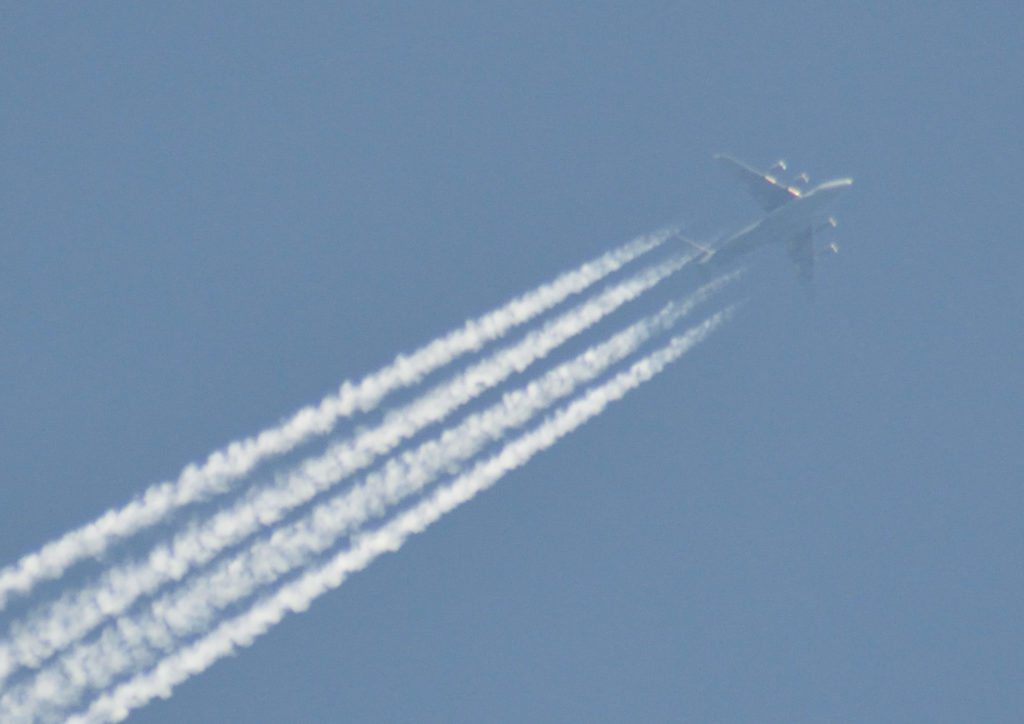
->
<box><xmin>0</xmin><ymin>230</ymin><xmax>669</xmax><ymax>612</ymax></box>
<box><xmin>0</xmin><ymin>248</ymin><xmax>694</xmax><ymax>687</ymax></box>
<box><xmin>3</xmin><ymin>277</ymin><xmax>737</xmax><ymax>718</ymax></box>
<box><xmin>66</xmin><ymin>306</ymin><xmax>736</xmax><ymax>724</ymax></box>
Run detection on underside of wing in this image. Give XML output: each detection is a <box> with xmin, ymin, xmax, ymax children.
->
<box><xmin>715</xmin><ymin>154</ymin><xmax>800</xmax><ymax>213</ymax></box>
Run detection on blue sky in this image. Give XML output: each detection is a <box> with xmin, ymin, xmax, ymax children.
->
<box><xmin>2</xmin><ymin>3</ymin><xmax>1022</xmax><ymax>722</ymax></box>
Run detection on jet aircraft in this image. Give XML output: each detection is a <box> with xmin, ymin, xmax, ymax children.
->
<box><xmin>685</xmin><ymin>155</ymin><xmax>852</xmax><ymax>287</ymax></box>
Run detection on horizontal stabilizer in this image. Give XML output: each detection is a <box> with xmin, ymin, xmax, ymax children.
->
<box><xmin>681</xmin><ymin>237</ymin><xmax>714</xmax><ymax>263</ymax></box>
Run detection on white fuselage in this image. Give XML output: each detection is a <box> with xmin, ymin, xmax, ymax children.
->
<box><xmin>711</xmin><ymin>178</ymin><xmax>852</xmax><ymax>265</ymax></box>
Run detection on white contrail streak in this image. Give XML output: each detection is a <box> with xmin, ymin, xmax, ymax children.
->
<box><xmin>65</xmin><ymin>306</ymin><xmax>736</xmax><ymax>724</ymax></box>
<box><xmin>0</xmin><ymin>231</ymin><xmax>669</xmax><ymax>612</ymax></box>
<box><xmin>0</xmin><ymin>248</ymin><xmax>693</xmax><ymax>688</ymax></box>
<box><xmin>3</xmin><ymin>276</ymin><xmax>738</xmax><ymax>719</ymax></box>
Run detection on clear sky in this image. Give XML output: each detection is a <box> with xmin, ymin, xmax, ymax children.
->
<box><xmin>2</xmin><ymin>3</ymin><xmax>1022</xmax><ymax>722</ymax></box>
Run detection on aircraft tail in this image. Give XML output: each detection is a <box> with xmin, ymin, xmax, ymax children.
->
<box><xmin>680</xmin><ymin>237</ymin><xmax>714</xmax><ymax>264</ymax></box>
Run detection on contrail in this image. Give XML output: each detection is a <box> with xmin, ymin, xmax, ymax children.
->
<box><xmin>0</xmin><ymin>230</ymin><xmax>669</xmax><ymax>612</ymax></box>
<box><xmin>0</xmin><ymin>248</ymin><xmax>694</xmax><ymax>688</ymax></box>
<box><xmin>2</xmin><ymin>276</ymin><xmax>738</xmax><ymax>718</ymax></box>
<box><xmin>64</xmin><ymin>306</ymin><xmax>737</xmax><ymax>724</ymax></box>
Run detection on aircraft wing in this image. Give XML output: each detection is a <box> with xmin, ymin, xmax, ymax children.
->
<box><xmin>715</xmin><ymin>154</ymin><xmax>800</xmax><ymax>213</ymax></box>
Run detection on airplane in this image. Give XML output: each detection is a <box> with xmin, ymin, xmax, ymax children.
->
<box><xmin>684</xmin><ymin>154</ymin><xmax>852</xmax><ymax>287</ymax></box>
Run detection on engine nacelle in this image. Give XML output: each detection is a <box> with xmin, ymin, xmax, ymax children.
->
<box><xmin>815</xmin><ymin>216</ymin><xmax>837</xmax><ymax>233</ymax></box>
